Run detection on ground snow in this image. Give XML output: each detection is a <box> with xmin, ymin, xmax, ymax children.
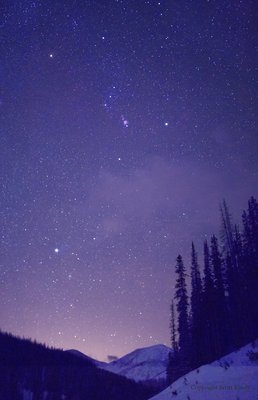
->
<box><xmin>150</xmin><ymin>341</ymin><xmax>258</xmax><ymax>400</ymax></box>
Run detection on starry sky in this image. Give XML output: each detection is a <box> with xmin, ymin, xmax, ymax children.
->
<box><xmin>1</xmin><ymin>0</ymin><xmax>257</xmax><ymax>361</ymax></box>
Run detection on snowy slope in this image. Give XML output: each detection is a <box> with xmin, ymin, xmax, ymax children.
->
<box><xmin>101</xmin><ymin>344</ymin><xmax>171</xmax><ymax>382</ymax></box>
<box><xmin>150</xmin><ymin>340</ymin><xmax>258</xmax><ymax>400</ymax></box>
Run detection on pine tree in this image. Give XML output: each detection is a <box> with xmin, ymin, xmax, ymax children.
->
<box><xmin>247</xmin><ymin>197</ymin><xmax>258</xmax><ymax>334</ymax></box>
<box><xmin>225</xmin><ymin>225</ymin><xmax>246</xmax><ymax>348</ymax></box>
<box><xmin>210</xmin><ymin>235</ymin><xmax>228</xmax><ymax>356</ymax></box>
<box><xmin>220</xmin><ymin>200</ymin><xmax>235</xmax><ymax>258</ymax></box>
<box><xmin>170</xmin><ymin>300</ymin><xmax>178</xmax><ymax>353</ymax></box>
<box><xmin>174</xmin><ymin>255</ymin><xmax>190</xmax><ymax>374</ymax></box>
<box><xmin>166</xmin><ymin>300</ymin><xmax>179</xmax><ymax>384</ymax></box>
<box><xmin>202</xmin><ymin>240</ymin><xmax>218</xmax><ymax>363</ymax></box>
<box><xmin>247</xmin><ymin>196</ymin><xmax>258</xmax><ymax>264</ymax></box>
<box><xmin>203</xmin><ymin>240</ymin><xmax>213</xmax><ymax>296</ymax></box>
<box><xmin>220</xmin><ymin>201</ymin><xmax>244</xmax><ymax>347</ymax></box>
<box><xmin>189</xmin><ymin>243</ymin><xmax>202</xmax><ymax>367</ymax></box>
<box><xmin>211</xmin><ymin>235</ymin><xmax>224</xmax><ymax>298</ymax></box>
<box><xmin>224</xmin><ymin>253</ymin><xmax>239</xmax><ymax>348</ymax></box>
<box><xmin>241</xmin><ymin>198</ymin><xmax>258</xmax><ymax>340</ymax></box>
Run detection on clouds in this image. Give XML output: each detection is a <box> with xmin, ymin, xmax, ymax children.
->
<box><xmin>90</xmin><ymin>158</ymin><xmax>218</xmax><ymax>229</ymax></box>
<box><xmin>107</xmin><ymin>355</ymin><xmax>118</xmax><ymax>362</ymax></box>
<box><xmin>86</xmin><ymin>155</ymin><xmax>256</xmax><ymax>261</ymax></box>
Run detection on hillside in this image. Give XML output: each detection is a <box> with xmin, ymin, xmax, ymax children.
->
<box><xmin>0</xmin><ymin>331</ymin><xmax>158</xmax><ymax>400</ymax></box>
<box><xmin>150</xmin><ymin>340</ymin><xmax>258</xmax><ymax>400</ymax></box>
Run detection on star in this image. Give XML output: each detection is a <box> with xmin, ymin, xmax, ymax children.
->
<box><xmin>121</xmin><ymin>115</ymin><xmax>129</xmax><ymax>127</ymax></box>
<box><xmin>2</xmin><ymin>0</ymin><xmax>256</xmax><ymax>364</ymax></box>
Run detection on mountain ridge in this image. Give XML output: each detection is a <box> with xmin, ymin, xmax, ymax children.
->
<box><xmin>68</xmin><ymin>343</ymin><xmax>171</xmax><ymax>384</ymax></box>
<box><xmin>99</xmin><ymin>343</ymin><xmax>171</xmax><ymax>383</ymax></box>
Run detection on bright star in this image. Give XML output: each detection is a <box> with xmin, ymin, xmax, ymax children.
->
<box><xmin>54</xmin><ymin>248</ymin><xmax>59</xmax><ymax>253</ymax></box>
<box><xmin>165</xmin><ymin>122</ymin><xmax>169</xmax><ymax>126</ymax></box>
<box><xmin>49</xmin><ymin>54</ymin><xmax>53</xmax><ymax>58</ymax></box>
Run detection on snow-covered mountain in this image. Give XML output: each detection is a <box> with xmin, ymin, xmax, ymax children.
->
<box><xmin>101</xmin><ymin>344</ymin><xmax>171</xmax><ymax>383</ymax></box>
<box><xmin>150</xmin><ymin>340</ymin><xmax>258</xmax><ymax>400</ymax></box>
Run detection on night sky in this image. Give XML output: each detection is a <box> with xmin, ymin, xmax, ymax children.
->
<box><xmin>1</xmin><ymin>0</ymin><xmax>257</xmax><ymax>361</ymax></box>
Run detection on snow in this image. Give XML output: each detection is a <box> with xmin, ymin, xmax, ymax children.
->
<box><xmin>100</xmin><ymin>344</ymin><xmax>171</xmax><ymax>382</ymax></box>
<box><xmin>150</xmin><ymin>340</ymin><xmax>258</xmax><ymax>400</ymax></box>
<box><xmin>22</xmin><ymin>390</ymin><xmax>33</xmax><ymax>400</ymax></box>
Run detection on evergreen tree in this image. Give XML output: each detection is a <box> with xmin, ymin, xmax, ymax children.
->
<box><xmin>224</xmin><ymin>253</ymin><xmax>241</xmax><ymax>348</ymax></box>
<box><xmin>203</xmin><ymin>240</ymin><xmax>213</xmax><ymax>296</ymax></box>
<box><xmin>175</xmin><ymin>255</ymin><xmax>189</xmax><ymax>352</ymax></box>
<box><xmin>220</xmin><ymin>201</ymin><xmax>245</xmax><ymax>347</ymax></box>
<box><xmin>210</xmin><ymin>235</ymin><xmax>228</xmax><ymax>356</ymax></box>
<box><xmin>166</xmin><ymin>300</ymin><xmax>179</xmax><ymax>385</ymax></box>
<box><xmin>174</xmin><ymin>255</ymin><xmax>190</xmax><ymax>374</ymax></box>
<box><xmin>247</xmin><ymin>196</ymin><xmax>258</xmax><ymax>264</ymax></box>
<box><xmin>170</xmin><ymin>300</ymin><xmax>178</xmax><ymax>353</ymax></box>
<box><xmin>220</xmin><ymin>200</ymin><xmax>235</xmax><ymax>258</ymax></box>
<box><xmin>189</xmin><ymin>243</ymin><xmax>202</xmax><ymax>367</ymax></box>
<box><xmin>241</xmin><ymin>198</ymin><xmax>258</xmax><ymax>340</ymax></box>
<box><xmin>210</xmin><ymin>235</ymin><xmax>224</xmax><ymax>298</ymax></box>
<box><xmin>201</xmin><ymin>240</ymin><xmax>218</xmax><ymax>363</ymax></box>
<box><xmin>225</xmin><ymin>225</ymin><xmax>246</xmax><ymax>348</ymax></box>
<box><xmin>247</xmin><ymin>197</ymin><xmax>258</xmax><ymax>331</ymax></box>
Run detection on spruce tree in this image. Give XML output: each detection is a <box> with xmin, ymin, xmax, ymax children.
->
<box><xmin>211</xmin><ymin>235</ymin><xmax>224</xmax><ymax>298</ymax></box>
<box><xmin>170</xmin><ymin>300</ymin><xmax>178</xmax><ymax>353</ymax></box>
<box><xmin>202</xmin><ymin>240</ymin><xmax>217</xmax><ymax>363</ymax></box>
<box><xmin>225</xmin><ymin>225</ymin><xmax>246</xmax><ymax>347</ymax></box>
<box><xmin>210</xmin><ymin>235</ymin><xmax>228</xmax><ymax>356</ymax></box>
<box><xmin>174</xmin><ymin>255</ymin><xmax>190</xmax><ymax>374</ymax></box>
<box><xmin>241</xmin><ymin>197</ymin><xmax>258</xmax><ymax>340</ymax></box>
<box><xmin>203</xmin><ymin>240</ymin><xmax>213</xmax><ymax>296</ymax></box>
<box><xmin>247</xmin><ymin>196</ymin><xmax>258</xmax><ymax>264</ymax></box>
<box><xmin>166</xmin><ymin>300</ymin><xmax>179</xmax><ymax>384</ymax></box>
<box><xmin>189</xmin><ymin>243</ymin><xmax>202</xmax><ymax>367</ymax></box>
<box><xmin>220</xmin><ymin>200</ymin><xmax>235</xmax><ymax>258</ymax></box>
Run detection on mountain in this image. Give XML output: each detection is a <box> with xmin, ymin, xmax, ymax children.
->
<box><xmin>0</xmin><ymin>331</ymin><xmax>158</xmax><ymax>400</ymax></box>
<box><xmin>149</xmin><ymin>340</ymin><xmax>258</xmax><ymax>400</ymax></box>
<box><xmin>101</xmin><ymin>344</ymin><xmax>171</xmax><ymax>384</ymax></box>
<box><xmin>66</xmin><ymin>348</ymin><xmax>107</xmax><ymax>367</ymax></box>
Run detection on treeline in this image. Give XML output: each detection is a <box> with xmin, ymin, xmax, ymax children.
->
<box><xmin>167</xmin><ymin>196</ymin><xmax>258</xmax><ymax>383</ymax></box>
<box><xmin>0</xmin><ymin>330</ymin><xmax>94</xmax><ymax>367</ymax></box>
<box><xmin>0</xmin><ymin>331</ymin><xmax>158</xmax><ymax>400</ymax></box>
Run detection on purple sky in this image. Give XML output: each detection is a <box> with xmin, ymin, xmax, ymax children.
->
<box><xmin>1</xmin><ymin>0</ymin><xmax>257</xmax><ymax>360</ymax></box>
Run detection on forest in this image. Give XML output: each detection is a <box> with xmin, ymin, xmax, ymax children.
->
<box><xmin>0</xmin><ymin>331</ymin><xmax>158</xmax><ymax>400</ymax></box>
<box><xmin>167</xmin><ymin>196</ymin><xmax>258</xmax><ymax>383</ymax></box>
